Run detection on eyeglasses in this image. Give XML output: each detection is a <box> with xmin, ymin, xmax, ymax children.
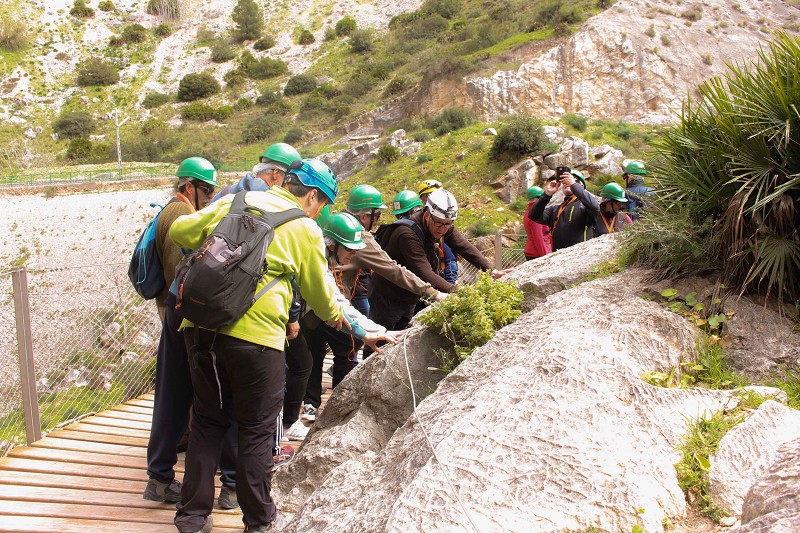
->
<box><xmin>429</xmin><ymin>216</ymin><xmax>452</xmax><ymax>229</ymax></box>
<box><xmin>195</xmin><ymin>182</ymin><xmax>215</xmax><ymax>196</ymax></box>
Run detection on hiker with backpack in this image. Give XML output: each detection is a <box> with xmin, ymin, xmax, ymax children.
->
<box><xmin>529</xmin><ymin>168</ymin><xmax>600</xmax><ymax>251</ymax></box>
<box><xmin>169</xmin><ymin>159</ymin><xmax>349</xmax><ymax>533</ymax></box>
<box><xmin>369</xmin><ymin>188</ymin><xmax>511</xmax><ymax>338</ymax></box>
<box><xmin>140</xmin><ymin>157</ymin><xmax>239</xmax><ymax>509</ymax></box>
<box><xmin>211</xmin><ymin>143</ymin><xmax>301</xmax><ymax>202</ymax></box>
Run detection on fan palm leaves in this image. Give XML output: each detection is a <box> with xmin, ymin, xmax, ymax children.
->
<box><xmin>641</xmin><ymin>32</ymin><xmax>800</xmax><ymax>305</ymax></box>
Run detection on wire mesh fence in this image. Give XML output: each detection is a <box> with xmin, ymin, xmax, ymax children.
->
<box><xmin>1</xmin><ymin>264</ymin><xmax>161</xmax><ymax>456</ymax></box>
<box><xmin>457</xmin><ymin>232</ymin><xmax>528</xmax><ymax>285</ymax></box>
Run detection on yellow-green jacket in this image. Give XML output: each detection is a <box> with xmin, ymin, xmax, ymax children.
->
<box><xmin>169</xmin><ymin>187</ymin><xmax>341</xmax><ymax>351</ymax></box>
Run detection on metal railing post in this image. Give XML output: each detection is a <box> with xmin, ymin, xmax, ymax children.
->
<box><xmin>11</xmin><ymin>266</ymin><xmax>41</xmax><ymax>444</ymax></box>
<box><xmin>494</xmin><ymin>231</ymin><xmax>503</xmax><ymax>269</ymax></box>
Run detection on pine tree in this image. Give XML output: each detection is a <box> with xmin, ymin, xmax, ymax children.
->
<box><xmin>232</xmin><ymin>0</ymin><xmax>264</xmax><ymax>42</ymax></box>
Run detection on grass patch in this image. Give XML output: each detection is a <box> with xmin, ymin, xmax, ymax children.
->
<box><xmin>765</xmin><ymin>368</ymin><xmax>800</xmax><ymax>409</ymax></box>
<box><xmin>465</xmin><ymin>28</ymin><xmax>554</xmax><ymax>61</ymax></box>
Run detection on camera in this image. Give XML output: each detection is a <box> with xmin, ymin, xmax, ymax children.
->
<box><xmin>554</xmin><ymin>166</ymin><xmax>571</xmax><ymax>179</ymax></box>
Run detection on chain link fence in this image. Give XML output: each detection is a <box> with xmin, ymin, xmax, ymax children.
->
<box><xmin>457</xmin><ymin>231</ymin><xmax>528</xmax><ymax>285</ymax></box>
<box><xmin>1</xmin><ymin>263</ymin><xmax>161</xmax><ymax>456</ymax></box>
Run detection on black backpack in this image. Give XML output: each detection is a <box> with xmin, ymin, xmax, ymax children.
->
<box><xmin>375</xmin><ymin>218</ymin><xmax>425</xmax><ymax>248</ymax></box>
<box><xmin>174</xmin><ymin>191</ymin><xmax>306</xmax><ymax>330</ymax></box>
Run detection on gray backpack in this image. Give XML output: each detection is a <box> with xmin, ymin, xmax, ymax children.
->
<box><xmin>174</xmin><ymin>191</ymin><xmax>306</xmax><ymax>329</ymax></box>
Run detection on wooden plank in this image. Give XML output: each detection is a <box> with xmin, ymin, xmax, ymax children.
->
<box><xmin>31</xmin><ymin>437</ymin><xmax>146</xmax><ymax>457</ymax></box>
<box><xmin>77</xmin><ymin>415</ymin><xmax>152</xmax><ymax>431</ymax></box>
<box><xmin>0</xmin><ymin>484</ymin><xmax>178</xmax><ymax>509</ymax></box>
<box><xmin>140</xmin><ymin>392</ymin><xmax>155</xmax><ymax>400</ymax></box>
<box><xmin>108</xmin><ymin>404</ymin><xmax>153</xmax><ymax>415</ymax></box>
<box><xmin>0</xmin><ymin>470</ymin><xmax>147</xmax><ymax>494</ymax></box>
<box><xmin>64</xmin><ymin>421</ymin><xmax>151</xmax><ymax>439</ymax></box>
<box><xmin>124</xmin><ymin>398</ymin><xmax>154</xmax><ymax>408</ymax></box>
<box><xmin>94</xmin><ymin>409</ymin><xmax>152</xmax><ymax>422</ymax></box>
<box><xmin>0</xmin><ymin>500</ymin><xmax>245</xmax><ymax>529</ymax></box>
<box><xmin>45</xmin><ymin>429</ymin><xmax>149</xmax><ymax>448</ymax></box>
<box><xmin>9</xmin><ymin>447</ymin><xmax>149</xmax><ymax>470</ymax></box>
<box><xmin>0</xmin><ymin>515</ymin><xmax>242</xmax><ymax>533</ymax></box>
<box><xmin>0</xmin><ymin>457</ymin><xmax>145</xmax><ymax>482</ymax></box>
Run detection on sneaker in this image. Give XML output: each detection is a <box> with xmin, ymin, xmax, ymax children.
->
<box><xmin>143</xmin><ymin>478</ymin><xmax>181</xmax><ymax>503</ymax></box>
<box><xmin>300</xmin><ymin>403</ymin><xmax>317</xmax><ymax>422</ymax></box>
<box><xmin>217</xmin><ymin>485</ymin><xmax>238</xmax><ymax>510</ymax></box>
<box><xmin>284</xmin><ymin>420</ymin><xmax>310</xmax><ymax>442</ymax></box>
<box><xmin>245</xmin><ymin>523</ymin><xmax>272</xmax><ymax>532</ymax></box>
<box><xmin>175</xmin><ymin>514</ymin><xmax>212</xmax><ymax>533</ymax></box>
<box><xmin>273</xmin><ymin>445</ymin><xmax>294</xmax><ymax>465</ymax></box>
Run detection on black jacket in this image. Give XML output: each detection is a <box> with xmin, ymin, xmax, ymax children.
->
<box><xmin>529</xmin><ymin>183</ymin><xmax>600</xmax><ymax>251</ymax></box>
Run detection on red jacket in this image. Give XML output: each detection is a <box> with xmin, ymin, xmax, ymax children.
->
<box><xmin>524</xmin><ymin>202</ymin><xmax>552</xmax><ymax>258</ymax></box>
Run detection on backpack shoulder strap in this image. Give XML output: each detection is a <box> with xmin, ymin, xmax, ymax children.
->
<box><xmin>392</xmin><ymin>218</ymin><xmax>426</xmax><ymax>243</ymax></box>
<box><xmin>250</xmin><ymin>207</ymin><xmax>307</xmax><ymax>304</ymax></box>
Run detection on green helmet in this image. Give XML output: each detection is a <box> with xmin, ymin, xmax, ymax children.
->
<box><xmin>176</xmin><ymin>156</ymin><xmax>218</xmax><ymax>186</ymax></box>
<box><xmin>260</xmin><ymin>143</ymin><xmax>301</xmax><ymax>170</ymax></box>
<box><xmin>347</xmin><ymin>184</ymin><xmax>387</xmax><ymax>211</ymax></box>
<box><xmin>526</xmin><ymin>186</ymin><xmax>544</xmax><ymax>200</ymax></box>
<box><xmin>323</xmin><ymin>212</ymin><xmax>366</xmax><ymax>250</ymax></box>
<box><xmin>623</xmin><ymin>160</ymin><xmax>647</xmax><ymax>176</ymax></box>
<box><xmin>570</xmin><ymin>169</ymin><xmax>586</xmax><ymax>188</ymax></box>
<box><xmin>391</xmin><ymin>190</ymin><xmax>423</xmax><ymax>215</ymax></box>
<box><xmin>600</xmin><ymin>182</ymin><xmax>628</xmax><ymax>202</ymax></box>
<box><xmin>316</xmin><ymin>204</ymin><xmax>332</xmax><ymax>230</ymax></box>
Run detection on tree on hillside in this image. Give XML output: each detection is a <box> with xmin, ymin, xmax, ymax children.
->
<box><xmin>626</xmin><ymin>31</ymin><xmax>800</xmax><ymax>306</ymax></box>
<box><xmin>232</xmin><ymin>0</ymin><xmax>264</xmax><ymax>42</ymax></box>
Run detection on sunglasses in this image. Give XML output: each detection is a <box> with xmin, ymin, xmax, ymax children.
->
<box><xmin>195</xmin><ymin>182</ymin><xmax>215</xmax><ymax>196</ymax></box>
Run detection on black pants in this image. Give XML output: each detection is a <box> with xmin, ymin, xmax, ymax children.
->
<box><xmin>324</xmin><ymin>324</ymin><xmax>363</xmax><ymax>388</ymax></box>
<box><xmin>283</xmin><ymin>329</ymin><xmax>312</xmax><ymax>428</ymax></box>
<box><xmin>175</xmin><ymin>329</ymin><xmax>283</xmax><ymax>532</ymax></box>
<box><xmin>302</xmin><ymin>315</ymin><xmax>328</xmax><ymax>409</ymax></box>
<box><xmin>147</xmin><ymin>293</ymin><xmax>236</xmax><ymax>488</ymax></box>
<box><xmin>363</xmin><ymin>289</ymin><xmax>416</xmax><ymax>358</ymax></box>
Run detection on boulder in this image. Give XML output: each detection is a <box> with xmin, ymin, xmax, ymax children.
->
<box><xmin>731</xmin><ymin>437</ymin><xmax>800</xmax><ymax>532</ymax></box>
<box><xmin>483</xmin><ymin>127</ymin><xmax>497</xmax><ymax>136</ymax></box>
<box><xmin>276</xmin><ymin>269</ymin><xmax>740</xmax><ymax>532</ymax></box>
<box><xmin>708</xmin><ymin>400</ymin><xmax>800</xmax><ymax>517</ymax></box>
<box><xmin>491</xmin><ymin>159</ymin><xmax>537</xmax><ymax>203</ymax></box>
<box><xmin>541</xmin><ymin>125</ymin><xmax>564</xmax><ymax>144</ymax></box>
<box><xmin>587</xmin><ymin>148</ymin><xmax>624</xmax><ymax>177</ymax></box>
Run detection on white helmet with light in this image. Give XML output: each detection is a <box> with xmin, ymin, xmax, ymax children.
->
<box><xmin>426</xmin><ymin>189</ymin><xmax>458</xmax><ymax>220</ymax></box>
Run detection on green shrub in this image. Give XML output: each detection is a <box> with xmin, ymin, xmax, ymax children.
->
<box><xmin>342</xmin><ymin>75</ymin><xmax>376</xmax><ymax>97</ymax></box>
<box><xmin>142</xmin><ymin>92</ymin><xmax>171</xmax><ymax>108</ymax></box>
<box><xmin>324</xmin><ymin>27</ymin><xmax>337</xmax><ymax>41</ymax></box>
<box><xmin>177</xmin><ymin>72</ymin><xmax>221</xmax><ymax>101</ymax></box>
<box><xmin>146</xmin><ymin>0</ymin><xmax>184</xmax><ymax>20</ymax></box>
<box><xmin>418</xmin><ymin>272</ymin><xmax>522</xmax><ymax>372</ymax></box>
<box><xmin>76</xmin><ymin>58</ymin><xmax>119</xmax><ymax>86</ymax></box>
<box><xmin>681</xmin><ymin>5</ymin><xmax>703</xmax><ymax>21</ymax></box>
<box><xmin>224</xmin><ymin>68</ymin><xmax>246</xmax><ymax>88</ymax></box>
<box><xmin>416</xmin><ymin>153</ymin><xmax>434</xmax><ymax>164</ymax></box>
<box><xmin>316</xmin><ymin>84</ymin><xmax>341</xmax><ymax>99</ymax></box>
<box><xmin>154</xmin><ymin>24</ymin><xmax>172</xmax><ymax>37</ymax></box>
<box><xmin>284</xmin><ymin>127</ymin><xmax>304</xmax><ymax>144</ymax></box>
<box><xmin>70</xmin><ymin>0</ymin><xmax>95</xmax><ymax>18</ymax></box>
<box><xmin>98</xmin><ymin>1</ymin><xmax>115</xmax><ymax>12</ymax></box>
<box><xmin>181</xmin><ymin>102</ymin><xmax>232</xmax><ymax>121</ymax></box>
<box><xmin>284</xmin><ymin>74</ymin><xmax>317</xmax><ymax>96</ymax></box>
<box><xmin>195</xmin><ymin>27</ymin><xmax>217</xmax><ymax>45</ymax></box>
<box><xmin>255</xmin><ymin>90</ymin><xmax>281</xmax><ymax>106</ymax></box>
<box><xmin>232</xmin><ymin>0</ymin><xmax>264</xmax><ymax>42</ymax></box>
<box><xmin>412</xmin><ymin>130</ymin><xmax>433</xmax><ymax>143</ymax></box>
<box><xmin>335</xmin><ymin>16</ymin><xmax>357</xmax><ymax>37</ymax></box>
<box><xmin>467</xmin><ymin>219</ymin><xmax>496</xmax><ymax>237</ymax></box>
<box><xmin>349</xmin><ymin>29</ymin><xmax>373</xmax><ymax>52</ymax></box>
<box><xmin>253</xmin><ymin>35</ymin><xmax>276</xmax><ymax>50</ymax></box>
<box><xmin>233</xmin><ymin>97</ymin><xmax>254</xmax><ymax>110</ymax></box>
<box><xmin>490</xmin><ymin>115</ymin><xmax>547</xmax><ymax>162</ymax></box>
<box><xmin>210</xmin><ymin>40</ymin><xmax>236</xmax><ymax>63</ymax></box>
<box><xmin>120</xmin><ymin>23</ymin><xmax>148</xmax><ymax>44</ymax></box>
<box><xmin>0</xmin><ymin>17</ymin><xmax>30</xmax><ymax>51</ymax></box>
<box><xmin>240</xmin><ymin>50</ymin><xmax>288</xmax><ymax>79</ymax></box>
<box><xmin>298</xmin><ymin>29</ymin><xmax>315</xmax><ymax>45</ymax></box>
<box><xmin>242</xmin><ymin>115</ymin><xmax>281</xmax><ymax>144</ymax></box>
<box><xmin>563</xmin><ymin>112</ymin><xmax>588</xmax><ymax>132</ymax></box>
<box><xmin>423</xmin><ymin>0</ymin><xmax>462</xmax><ymax>19</ymax></box>
<box><xmin>66</xmin><ymin>138</ymin><xmax>93</xmax><ymax>161</ymax></box>
<box><xmin>427</xmin><ymin>107</ymin><xmax>474</xmax><ymax>136</ymax></box>
<box><xmin>377</xmin><ymin>144</ymin><xmax>401</xmax><ymax>165</ymax></box>
<box><xmin>382</xmin><ymin>76</ymin><xmax>411</xmax><ymax>97</ymax></box>
<box><xmin>54</xmin><ymin>111</ymin><xmax>96</xmax><ymax>139</ymax></box>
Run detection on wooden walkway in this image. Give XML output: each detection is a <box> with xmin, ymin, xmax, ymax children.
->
<box><xmin>0</xmin><ymin>364</ymin><xmax>334</xmax><ymax>532</ymax></box>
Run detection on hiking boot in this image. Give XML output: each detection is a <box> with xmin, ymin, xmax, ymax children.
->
<box><xmin>284</xmin><ymin>420</ymin><xmax>309</xmax><ymax>442</ymax></box>
<box><xmin>300</xmin><ymin>403</ymin><xmax>317</xmax><ymax>422</ymax></box>
<box><xmin>217</xmin><ymin>485</ymin><xmax>238</xmax><ymax>510</ymax></box>
<box><xmin>175</xmin><ymin>514</ymin><xmax>212</xmax><ymax>533</ymax></box>
<box><xmin>143</xmin><ymin>478</ymin><xmax>182</xmax><ymax>503</ymax></box>
<box><xmin>245</xmin><ymin>514</ymin><xmax>285</xmax><ymax>532</ymax></box>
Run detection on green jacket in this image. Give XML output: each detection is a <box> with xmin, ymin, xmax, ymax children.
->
<box><xmin>169</xmin><ymin>187</ymin><xmax>341</xmax><ymax>351</ymax></box>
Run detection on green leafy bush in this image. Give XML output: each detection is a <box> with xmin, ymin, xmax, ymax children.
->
<box><xmin>467</xmin><ymin>219</ymin><xmax>495</xmax><ymax>237</ymax></box>
<box><xmin>489</xmin><ymin>114</ymin><xmax>547</xmax><ymax>162</ymax></box>
<box><xmin>382</xmin><ymin>76</ymin><xmax>411</xmax><ymax>97</ymax></box>
<box><xmin>177</xmin><ymin>72</ymin><xmax>221</xmax><ymax>101</ymax></box>
<box><xmin>418</xmin><ymin>272</ymin><xmax>522</xmax><ymax>371</ymax></box>
<box><xmin>54</xmin><ymin>111</ymin><xmax>96</xmax><ymax>139</ymax></box>
<box><xmin>563</xmin><ymin>112</ymin><xmax>588</xmax><ymax>132</ymax></box>
<box><xmin>239</xmin><ymin>50</ymin><xmax>288</xmax><ymax>79</ymax></box>
<box><xmin>423</xmin><ymin>0</ymin><xmax>462</xmax><ymax>19</ymax></box>
<box><xmin>66</xmin><ymin>138</ymin><xmax>93</xmax><ymax>161</ymax></box>
<box><xmin>232</xmin><ymin>0</ymin><xmax>264</xmax><ymax>42</ymax></box>
<box><xmin>284</xmin><ymin>74</ymin><xmax>317</xmax><ymax>96</ymax></box>
<box><xmin>76</xmin><ymin>58</ymin><xmax>119</xmax><ymax>86</ymax></box>
<box><xmin>324</xmin><ymin>27</ymin><xmax>337</xmax><ymax>41</ymax></box>
<box><xmin>253</xmin><ymin>35</ymin><xmax>276</xmax><ymax>50</ymax></box>
<box><xmin>284</xmin><ymin>127</ymin><xmax>304</xmax><ymax>144</ymax></box>
<box><xmin>298</xmin><ymin>29</ymin><xmax>315</xmax><ymax>45</ymax></box>
<box><xmin>416</xmin><ymin>153</ymin><xmax>434</xmax><ymax>164</ymax></box>
<box><xmin>0</xmin><ymin>17</ymin><xmax>30</xmax><ymax>51</ymax></box>
<box><xmin>335</xmin><ymin>16</ymin><xmax>357</xmax><ymax>37</ymax></box>
<box><xmin>210</xmin><ymin>40</ymin><xmax>236</xmax><ymax>63</ymax></box>
<box><xmin>242</xmin><ymin>115</ymin><xmax>281</xmax><ymax>144</ymax></box>
<box><xmin>224</xmin><ymin>68</ymin><xmax>246</xmax><ymax>88</ymax></box>
<box><xmin>233</xmin><ymin>98</ymin><xmax>253</xmax><ymax>110</ymax></box>
<box><xmin>142</xmin><ymin>92</ymin><xmax>171</xmax><ymax>108</ymax></box>
<box><xmin>181</xmin><ymin>102</ymin><xmax>233</xmax><ymax>121</ymax></box>
<box><xmin>377</xmin><ymin>144</ymin><xmax>400</xmax><ymax>165</ymax></box>
<box><xmin>70</xmin><ymin>0</ymin><xmax>95</xmax><ymax>18</ymax></box>
<box><xmin>98</xmin><ymin>1</ymin><xmax>115</xmax><ymax>12</ymax></box>
<box><xmin>255</xmin><ymin>90</ymin><xmax>281</xmax><ymax>106</ymax></box>
<box><xmin>120</xmin><ymin>24</ymin><xmax>148</xmax><ymax>44</ymax></box>
<box><xmin>349</xmin><ymin>29</ymin><xmax>373</xmax><ymax>52</ymax></box>
<box><xmin>154</xmin><ymin>23</ymin><xmax>172</xmax><ymax>37</ymax></box>
<box><xmin>427</xmin><ymin>107</ymin><xmax>474</xmax><ymax>136</ymax></box>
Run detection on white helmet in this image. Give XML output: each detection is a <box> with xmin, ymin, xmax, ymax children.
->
<box><xmin>426</xmin><ymin>188</ymin><xmax>458</xmax><ymax>220</ymax></box>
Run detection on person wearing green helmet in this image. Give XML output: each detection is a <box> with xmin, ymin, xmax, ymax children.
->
<box><xmin>622</xmin><ymin>159</ymin><xmax>654</xmax><ymax>221</ymax></box>
<box><xmin>143</xmin><ymin>155</ymin><xmax>236</xmax><ymax>510</ymax></box>
<box><xmin>169</xmin><ymin>158</ymin><xmax>349</xmax><ymax>533</ymax></box>
<box><xmin>212</xmin><ymin>143</ymin><xmax>302</xmax><ymax>202</ymax></box>
<box><xmin>530</xmin><ymin>166</ymin><xmax>600</xmax><ymax>251</ymax></box>
<box><xmin>523</xmin><ymin>186</ymin><xmax>552</xmax><ymax>260</ymax></box>
<box><xmin>594</xmin><ymin>182</ymin><xmax>633</xmax><ymax>236</ymax></box>
<box><xmin>391</xmin><ymin>189</ymin><xmax>424</xmax><ymax>219</ymax></box>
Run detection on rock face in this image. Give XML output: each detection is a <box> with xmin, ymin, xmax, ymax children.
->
<box><xmin>415</xmin><ymin>0</ymin><xmax>799</xmax><ymax>124</ymax></box>
<box><xmin>708</xmin><ymin>401</ymin><xmax>800</xmax><ymax>517</ymax></box>
<box><xmin>274</xmin><ymin>243</ymin><xmax>750</xmax><ymax>531</ymax></box>
<box><xmin>731</xmin><ymin>437</ymin><xmax>800</xmax><ymax>532</ymax></box>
